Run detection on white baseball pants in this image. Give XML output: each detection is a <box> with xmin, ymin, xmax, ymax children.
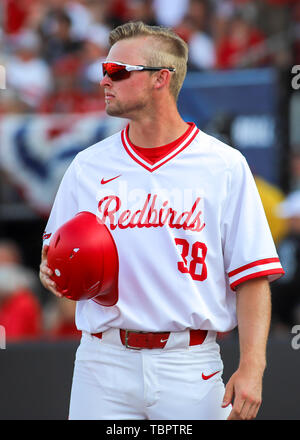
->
<box><xmin>68</xmin><ymin>329</ymin><xmax>232</xmax><ymax>420</ymax></box>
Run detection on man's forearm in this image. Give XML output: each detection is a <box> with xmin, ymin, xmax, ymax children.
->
<box><xmin>235</xmin><ymin>276</ymin><xmax>271</xmax><ymax>372</ymax></box>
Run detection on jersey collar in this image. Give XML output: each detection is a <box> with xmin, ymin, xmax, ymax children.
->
<box><xmin>121</xmin><ymin>122</ymin><xmax>199</xmax><ymax>172</ymax></box>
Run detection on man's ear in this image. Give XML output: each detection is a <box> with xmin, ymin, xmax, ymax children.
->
<box><xmin>153</xmin><ymin>69</ymin><xmax>172</xmax><ymax>91</ymax></box>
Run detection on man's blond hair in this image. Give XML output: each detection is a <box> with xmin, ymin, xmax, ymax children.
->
<box><xmin>109</xmin><ymin>21</ymin><xmax>188</xmax><ymax>101</ymax></box>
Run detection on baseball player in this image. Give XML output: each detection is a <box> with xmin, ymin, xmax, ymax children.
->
<box><xmin>39</xmin><ymin>21</ymin><xmax>284</xmax><ymax>420</ymax></box>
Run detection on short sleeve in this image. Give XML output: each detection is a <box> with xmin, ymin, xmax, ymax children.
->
<box><xmin>221</xmin><ymin>154</ymin><xmax>284</xmax><ymax>290</ymax></box>
<box><xmin>42</xmin><ymin>157</ymin><xmax>79</xmax><ymax>246</ymax></box>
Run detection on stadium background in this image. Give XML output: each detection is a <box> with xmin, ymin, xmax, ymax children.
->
<box><xmin>0</xmin><ymin>0</ymin><xmax>299</xmax><ymax>420</ymax></box>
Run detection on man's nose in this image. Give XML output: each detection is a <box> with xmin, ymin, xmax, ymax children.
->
<box><xmin>100</xmin><ymin>74</ymin><xmax>112</xmax><ymax>88</ymax></box>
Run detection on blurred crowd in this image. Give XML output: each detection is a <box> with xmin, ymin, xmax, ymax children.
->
<box><xmin>0</xmin><ymin>239</ymin><xmax>81</xmax><ymax>342</ymax></box>
<box><xmin>0</xmin><ymin>0</ymin><xmax>299</xmax><ymax>114</ymax></box>
<box><xmin>0</xmin><ymin>0</ymin><xmax>300</xmax><ymax>342</ymax></box>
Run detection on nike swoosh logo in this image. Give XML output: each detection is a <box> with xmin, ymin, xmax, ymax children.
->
<box><xmin>101</xmin><ymin>175</ymin><xmax>121</xmax><ymax>185</ymax></box>
<box><xmin>202</xmin><ymin>371</ymin><xmax>220</xmax><ymax>380</ymax></box>
<box><xmin>160</xmin><ymin>338</ymin><xmax>169</xmax><ymax>343</ymax></box>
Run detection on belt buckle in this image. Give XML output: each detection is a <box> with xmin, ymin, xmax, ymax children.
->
<box><xmin>124</xmin><ymin>329</ymin><xmax>145</xmax><ymax>350</ymax></box>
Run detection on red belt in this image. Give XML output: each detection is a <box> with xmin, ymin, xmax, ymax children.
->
<box><xmin>91</xmin><ymin>329</ymin><xmax>208</xmax><ymax>349</ymax></box>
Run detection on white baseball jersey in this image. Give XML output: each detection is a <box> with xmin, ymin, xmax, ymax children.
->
<box><xmin>43</xmin><ymin>122</ymin><xmax>284</xmax><ymax>334</ymax></box>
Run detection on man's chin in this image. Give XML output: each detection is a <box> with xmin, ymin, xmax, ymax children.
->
<box><xmin>106</xmin><ymin>106</ymin><xmax>124</xmax><ymax>117</ymax></box>
<box><xmin>106</xmin><ymin>108</ymin><xmax>130</xmax><ymax>121</ymax></box>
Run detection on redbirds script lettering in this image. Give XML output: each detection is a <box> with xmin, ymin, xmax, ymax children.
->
<box><xmin>98</xmin><ymin>194</ymin><xmax>206</xmax><ymax>231</ymax></box>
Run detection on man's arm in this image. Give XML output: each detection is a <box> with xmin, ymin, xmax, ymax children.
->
<box><xmin>222</xmin><ymin>276</ymin><xmax>271</xmax><ymax>420</ymax></box>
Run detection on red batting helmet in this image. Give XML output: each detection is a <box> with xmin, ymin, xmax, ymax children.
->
<box><xmin>47</xmin><ymin>211</ymin><xmax>119</xmax><ymax>306</ymax></box>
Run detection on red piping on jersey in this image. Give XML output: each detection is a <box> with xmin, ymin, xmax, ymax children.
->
<box><xmin>121</xmin><ymin>122</ymin><xmax>199</xmax><ymax>172</ymax></box>
<box><xmin>228</xmin><ymin>258</ymin><xmax>281</xmax><ymax>277</ymax></box>
<box><xmin>230</xmin><ymin>268</ymin><xmax>285</xmax><ymax>290</ymax></box>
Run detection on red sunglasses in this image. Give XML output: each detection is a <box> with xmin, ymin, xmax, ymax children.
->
<box><xmin>102</xmin><ymin>61</ymin><xmax>176</xmax><ymax>81</ymax></box>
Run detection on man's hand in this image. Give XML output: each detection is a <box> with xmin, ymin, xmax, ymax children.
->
<box><xmin>39</xmin><ymin>245</ymin><xmax>63</xmax><ymax>298</ymax></box>
<box><xmin>222</xmin><ymin>277</ymin><xmax>270</xmax><ymax>420</ymax></box>
<box><xmin>222</xmin><ymin>364</ymin><xmax>263</xmax><ymax>420</ymax></box>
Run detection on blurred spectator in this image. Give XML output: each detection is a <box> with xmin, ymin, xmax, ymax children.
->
<box><xmin>39</xmin><ymin>8</ymin><xmax>83</xmax><ymax>64</ymax></box>
<box><xmin>122</xmin><ymin>0</ymin><xmax>158</xmax><ymax>26</ymax></box>
<box><xmin>85</xmin><ymin>0</ymin><xmax>113</xmax><ymax>26</ymax></box>
<box><xmin>175</xmin><ymin>0</ymin><xmax>216</xmax><ymax>70</ymax></box>
<box><xmin>44</xmin><ymin>297</ymin><xmax>81</xmax><ymax>340</ymax></box>
<box><xmin>4</xmin><ymin>0</ymin><xmax>34</xmax><ymax>35</ymax></box>
<box><xmin>0</xmin><ymin>239</ymin><xmax>42</xmax><ymax>296</ymax></box>
<box><xmin>38</xmin><ymin>54</ymin><xmax>84</xmax><ymax>113</ymax></box>
<box><xmin>257</xmin><ymin>0</ymin><xmax>294</xmax><ymax>68</ymax></box>
<box><xmin>0</xmin><ymin>238</ymin><xmax>79</xmax><ymax>341</ymax></box>
<box><xmin>5</xmin><ymin>29</ymin><xmax>53</xmax><ymax>110</ymax></box>
<box><xmin>79</xmin><ymin>24</ymin><xmax>109</xmax><ymax>89</ymax></box>
<box><xmin>216</xmin><ymin>12</ymin><xmax>266</xmax><ymax>69</ymax></box>
<box><xmin>188</xmin><ymin>0</ymin><xmax>212</xmax><ymax>32</ymax></box>
<box><xmin>0</xmin><ymin>239</ymin><xmax>22</xmax><ymax>265</ymax></box>
<box><xmin>64</xmin><ymin>0</ymin><xmax>94</xmax><ymax>41</ymax></box>
<box><xmin>0</xmin><ymin>264</ymin><xmax>42</xmax><ymax>341</ymax></box>
<box><xmin>211</xmin><ymin>0</ymin><xmax>235</xmax><ymax>48</ymax></box>
<box><xmin>38</xmin><ymin>53</ymin><xmax>105</xmax><ymax>113</ymax></box>
<box><xmin>103</xmin><ymin>0</ymin><xmax>130</xmax><ymax>27</ymax></box>
<box><xmin>271</xmin><ymin>190</ymin><xmax>300</xmax><ymax>332</ymax></box>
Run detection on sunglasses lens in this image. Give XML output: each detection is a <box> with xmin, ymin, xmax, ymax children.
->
<box><xmin>102</xmin><ymin>63</ymin><xmax>131</xmax><ymax>81</ymax></box>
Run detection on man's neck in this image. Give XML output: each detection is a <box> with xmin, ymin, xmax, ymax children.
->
<box><xmin>127</xmin><ymin>112</ymin><xmax>190</xmax><ymax>149</ymax></box>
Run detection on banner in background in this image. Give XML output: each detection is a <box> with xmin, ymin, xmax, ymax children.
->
<box><xmin>0</xmin><ymin>112</ymin><xmax>126</xmax><ymax>215</ymax></box>
<box><xmin>178</xmin><ymin>67</ymin><xmax>280</xmax><ymax>184</ymax></box>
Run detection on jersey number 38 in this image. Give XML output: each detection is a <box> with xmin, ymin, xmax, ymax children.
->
<box><xmin>175</xmin><ymin>238</ymin><xmax>208</xmax><ymax>281</ymax></box>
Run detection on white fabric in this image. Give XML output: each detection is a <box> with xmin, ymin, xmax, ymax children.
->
<box><xmin>65</xmin><ymin>2</ymin><xmax>93</xmax><ymax>40</ymax></box>
<box><xmin>44</xmin><ymin>125</ymin><xmax>284</xmax><ymax>334</ymax></box>
<box><xmin>68</xmin><ymin>330</ymin><xmax>231</xmax><ymax>420</ymax></box>
<box><xmin>6</xmin><ymin>56</ymin><xmax>52</xmax><ymax>107</ymax></box>
<box><xmin>153</xmin><ymin>0</ymin><xmax>189</xmax><ymax>27</ymax></box>
<box><xmin>188</xmin><ymin>32</ymin><xmax>216</xmax><ymax>70</ymax></box>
